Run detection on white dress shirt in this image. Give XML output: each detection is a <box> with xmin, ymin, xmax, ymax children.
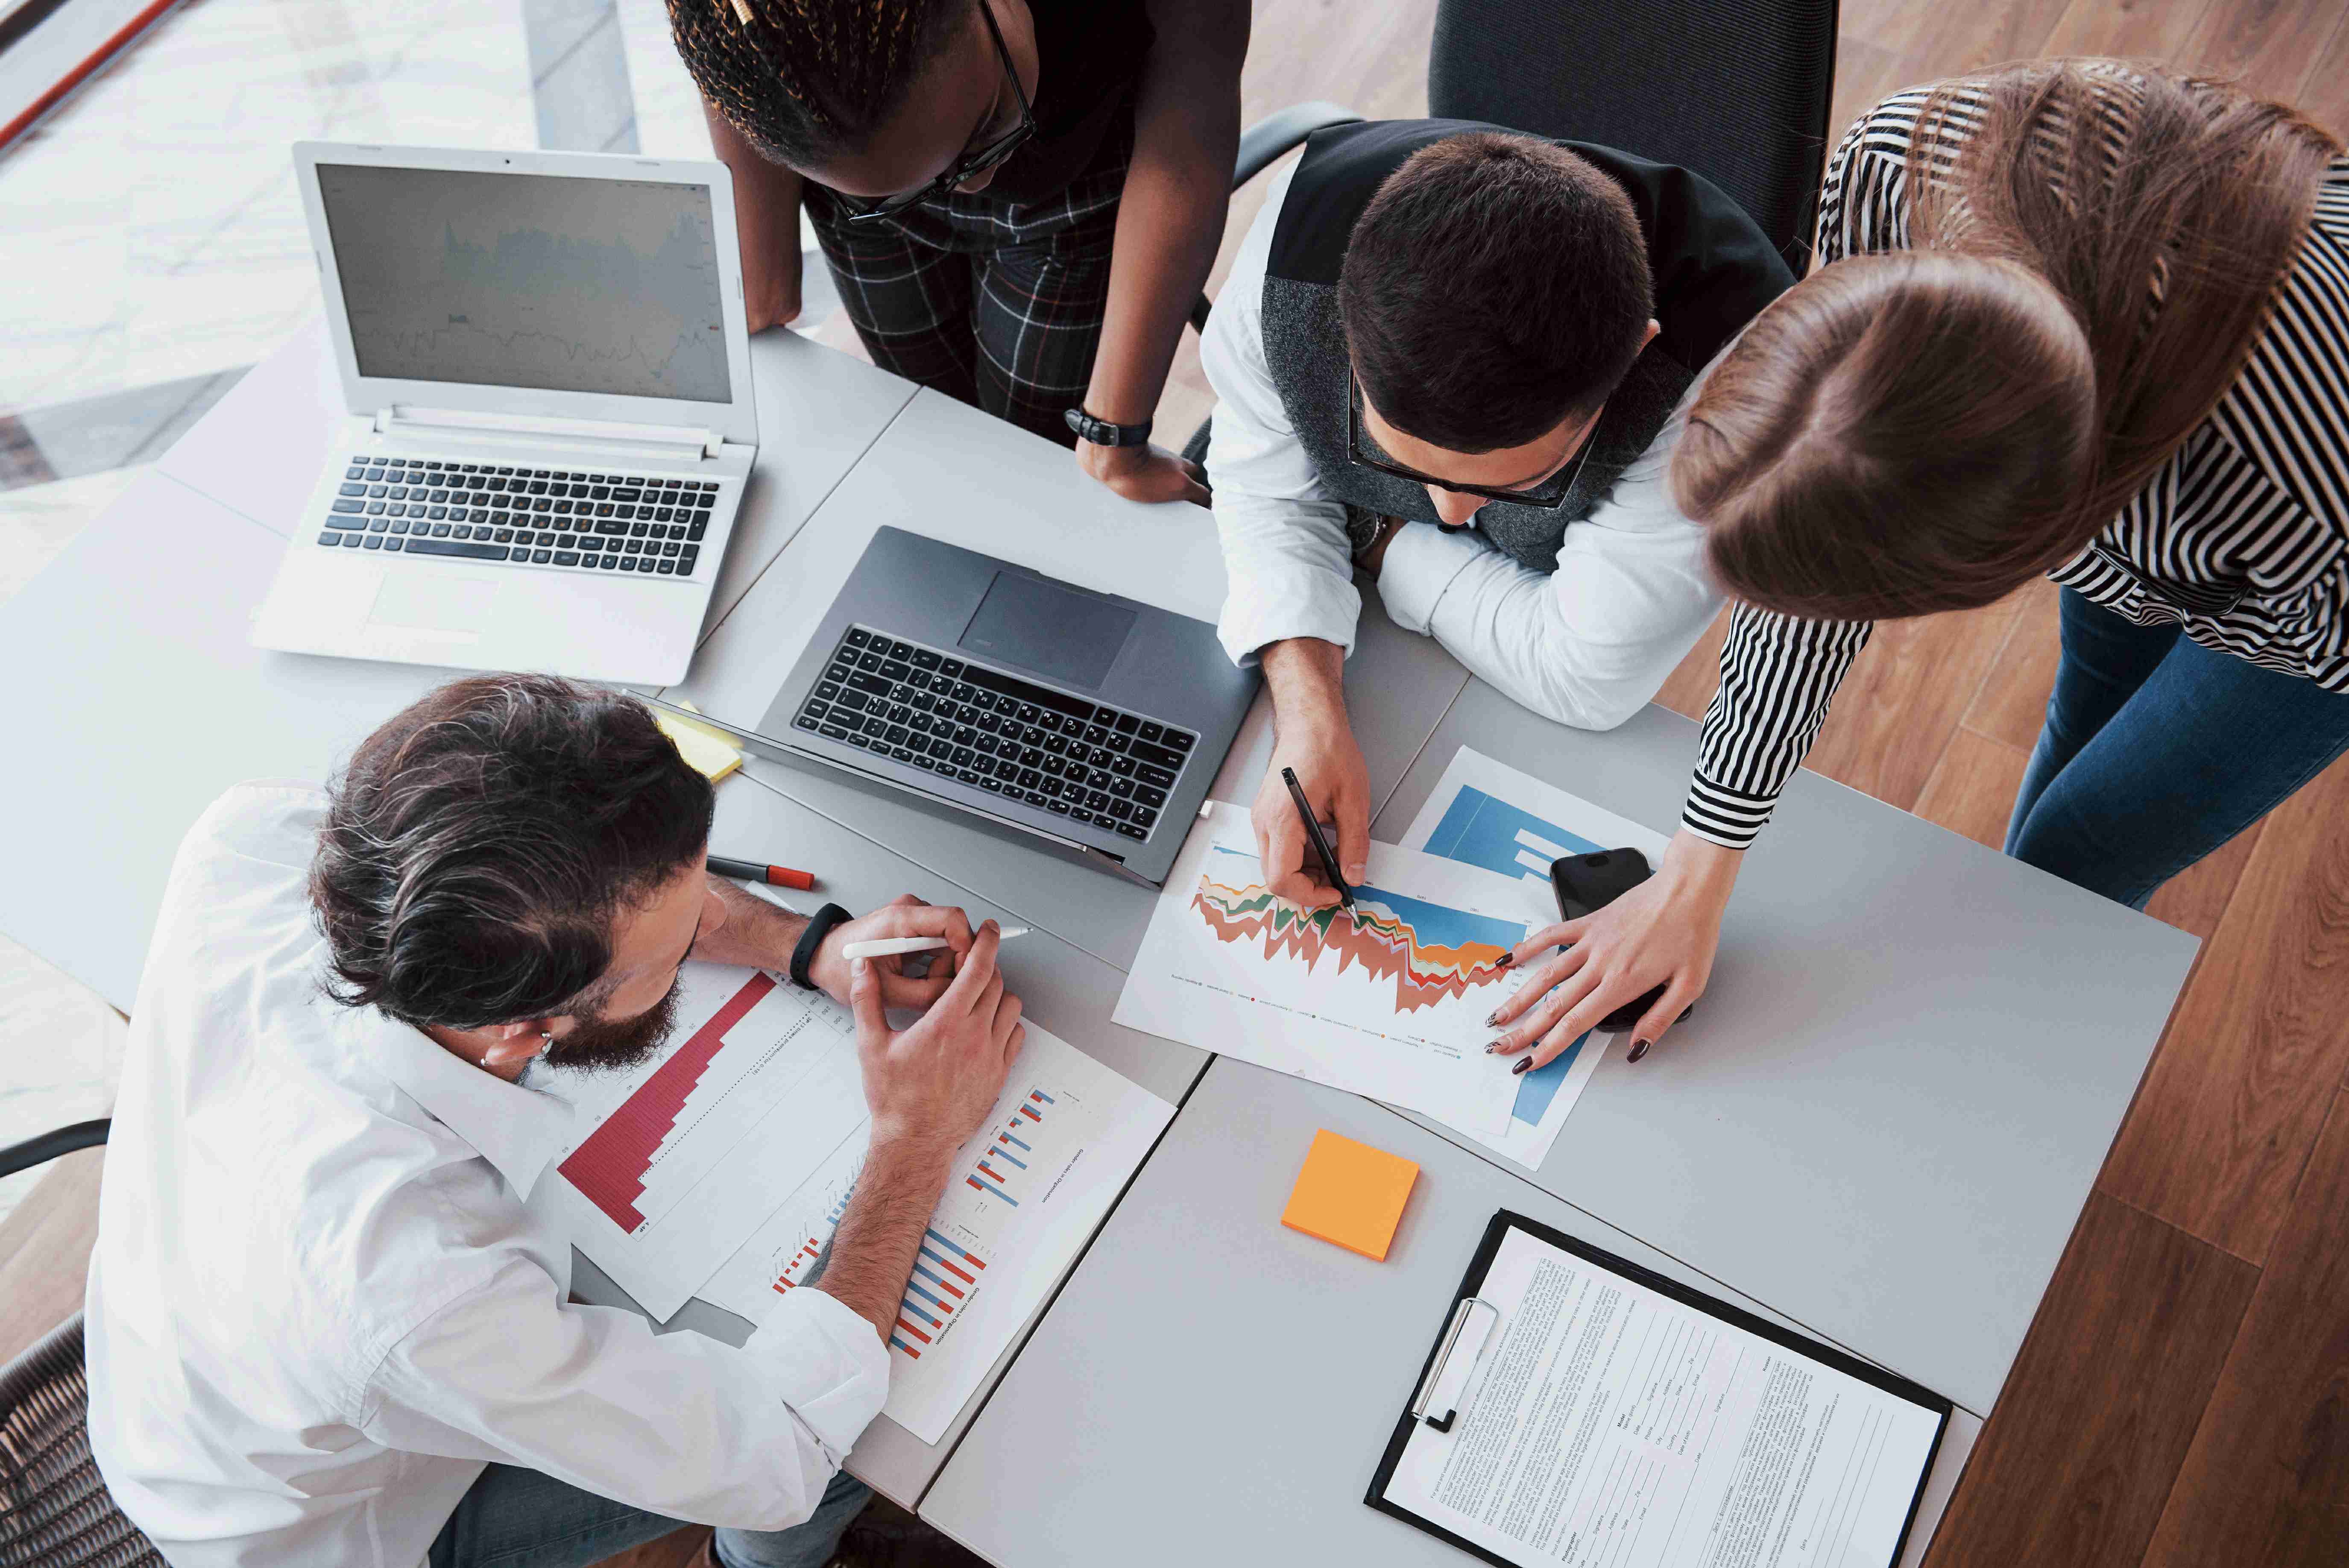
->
<box><xmin>84</xmin><ymin>783</ymin><xmax>890</xmax><ymax>1568</ymax></box>
<box><xmin>1202</xmin><ymin>159</ymin><xmax>1725</xmax><ymax>731</ymax></box>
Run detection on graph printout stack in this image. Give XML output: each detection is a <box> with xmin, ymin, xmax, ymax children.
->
<box><xmin>536</xmin><ymin>962</ymin><xmax>1172</xmax><ymax>1441</ymax></box>
<box><xmin>1116</xmin><ymin>802</ymin><xmax>1549</xmax><ymax>1137</ymax></box>
<box><xmin>701</xmin><ymin>1041</ymin><xmax>1170</xmax><ymax>1442</ymax></box>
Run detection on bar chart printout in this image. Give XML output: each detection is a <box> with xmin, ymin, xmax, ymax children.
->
<box><xmin>1402</xmin><ymin>749</ymin><xmax>1674</xmax><ymax>1169</ymax></box>
<box><xmin>1115</xmin><ymin>803</ymin><xmax>1542</xmax><ymax>1137</ymax></box>
<box><xmin>537</xmin><ymin>964</ymin><xmax>869</xmax><ymax>1321</ymax></box>
<box><xmin>702</xmin><ymin>1029</ymin><xmax>1173</xmax><ymax>1442</ymax></box>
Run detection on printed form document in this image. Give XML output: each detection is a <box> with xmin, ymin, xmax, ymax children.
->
<box><xmin>1372</xmin><ymin>1216</ymin><xmax>1948</xmax><ymax>1568</ymax></box>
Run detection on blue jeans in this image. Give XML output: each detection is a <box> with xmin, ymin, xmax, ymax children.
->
<box><xmin>2005</xmin><ymin>589</ymin><xmax>2349</xmax><ymax>907</ymax></box>
<box><xmin>426</xmin><ymin>1462</ymin><xmax>870</xmax><ymax>1568</ymax></box>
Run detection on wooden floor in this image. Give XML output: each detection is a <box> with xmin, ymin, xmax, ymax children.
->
<box><xmin>6</xmin><ymin>5</ymin><xmax>2345</xmax><ymax>1568</ymax></box>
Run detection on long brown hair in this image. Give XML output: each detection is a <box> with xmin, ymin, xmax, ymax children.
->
<box><xmin>1678</xmin><ymin>62</ymin><xmax>2342</xmax><ymax>621</ymax></box>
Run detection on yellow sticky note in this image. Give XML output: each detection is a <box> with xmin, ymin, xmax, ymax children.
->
<box><xmin>655</xmin><ymin>700</ymin><xmax>743</xmax><ymax>784</ymax></box>
<box><xmin>1281</xmin><ymin>1129</ymin><xmax>1419</xmax><ymax>1260</ymax></box>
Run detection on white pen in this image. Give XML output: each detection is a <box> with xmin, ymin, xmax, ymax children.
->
<box><xmin>840</xmin><ymin>927</ymin><xmax>1030</xmax><ymax>961</ymax></box>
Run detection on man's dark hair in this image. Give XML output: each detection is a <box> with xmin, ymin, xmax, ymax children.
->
<box><xmin>310</xmin><ymin>674</ymin><xmax>715</xmax><ymax>1030</ymax></box>
<box><xmin>1339</xmin><ymin>133</ymin><xmax>1655</xmax><ymax>453</ymax></box>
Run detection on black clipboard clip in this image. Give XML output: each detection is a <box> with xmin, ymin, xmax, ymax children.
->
<box><xmin>1407</xmin><ymin>1295</ymin><xmax>1499</xmax><ymax>1433</ymax></box>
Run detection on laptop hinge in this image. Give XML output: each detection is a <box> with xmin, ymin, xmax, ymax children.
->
<box><xmin>373</xmin><ymin>405</ymin><xmax>724</xmax><ymax>460</ymax></box>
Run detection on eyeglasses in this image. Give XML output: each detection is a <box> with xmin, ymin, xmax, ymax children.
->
<box><xmin>841</xmin><ymin>2</ymin><xmax>1036</xmax><ymax>224</ymax></box>
<box><xmin>1345</xmin><ymin>380</ymin><xmax>1589</xmax><ymax>510</ymax></box>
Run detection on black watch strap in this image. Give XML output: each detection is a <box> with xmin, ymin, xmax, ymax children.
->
<box><xmin>789</xmin><ymin>903</ymin><xmax>853</xmax><ymax>990</ymax></box>
<box><xmin>1063</xmin><ymin>407</ymin><xmax>1153</xmax><ymax>447</ymax></box>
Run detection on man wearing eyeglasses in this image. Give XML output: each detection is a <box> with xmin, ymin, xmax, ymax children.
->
<box><xmin>1201</xmin><ymin>123</ymin><xmax>1793</xmax><ymax>905</ymax></box>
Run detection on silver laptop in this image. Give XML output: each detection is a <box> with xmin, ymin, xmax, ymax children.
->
<box><xmin>252</xmin><ymin>143</ymin><xmax>760</xmax><ymax>685</ymax></box>
<box><xmin>658</xmin><ymin>528</ymin><xmax>1258</xmax><ymax>887</ymax></box>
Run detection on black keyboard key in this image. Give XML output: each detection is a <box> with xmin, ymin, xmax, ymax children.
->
<box><xmin>1130</xmin><ymin>740</ymin><xmax>1185</xmax><ymax>771</ymax></box>
<box><xmin>1115</xmin><ymin>714</ymin><xmax>1140</xmax><ymax>734</ymax></box>
<box><xmin>911</xmin><ymin>650</ymin><xmax>941</xmax><ymax>670</ymax></box>
<box><xmin>1165</xmin><ymin>729</ymin><xmax>1196</xmax><ymax>752</ymax></box>
<box><xmin>844</xmin><ymin>672</ymin><xmax>891</xmax><ymax>697</ymax></box>
<box><xmin>1135</xmin><ymin>784</ymin><xmax>1168</xmax><ymax>808</ymax></box>
<box><xmin>679</xmin><ymin>548</ymin><xmax>698</xmax><ymax>574</ymax></box>
<box><xmin>1131</xmin><ymin>806</ymin><xmax>1159</xmax><ymax>829</ymax></box>
<box><xmin>1138</xmin><ymin>722</ymin><xmax>1163</xmax><ymax>742</ymax></box>
<box><xmin>846</xmin><ymin>629</ymin><xmax>871</xmax><ymax>647</ymax></box>
<box><xmin>1119</xmin><ymin>824</ymin><xmax>1148</xmax><ymax>841</ymax></box>
<box><xmin>940</xmin><ymin>659</ymin><xmax>964</xmax><ymax>678</ymax></box>
<box><xmin>405</xmin><ymin>539</ymin><xmax>511</xmax><ymax>563</ymax></box>
<box><xmin>1137</xmin><ymin>765</ymin><xmax>1177</xmax><ymax>789</ymax></box>
<box><xmin>533</xmin><ymin>548</ymin><xmax>554</xmax><ymax>563</ymax></box>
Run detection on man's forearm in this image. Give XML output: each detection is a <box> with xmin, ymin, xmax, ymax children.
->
<box><xmin>692</xmin><ymin>875</ymin><xmax>806</xmax><ymax>970</ymax></box>
<box><xmin>1259</xmin><ymin>636</ymin><xmax>1349</xmax><ymax>733</ymax></box>
<box><xmin>814</xmin><ymin>1133</ymin><xmax>955</xmax><ymax>1343</ymax></box>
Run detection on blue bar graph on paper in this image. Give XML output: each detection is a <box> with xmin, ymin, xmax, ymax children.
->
<box><xmin>1421</xmin><ymin>785</ymin><xmax>1605</xmax><ymax>1128</ymax></box>
<box><xmin>906</xmin><ymin>1277</ymin><xmax>955</xmax><ymax>1313</ymax></box>
<box><xmin>969</xmin><ymin>1174</ymin><xmax>1018</xmax><ymax>1205</ymax></box>
<box><xmin>1029</xmin><ymin>1090</ymin><xmax>1055</xmax><ymax>1104</ymax></box>
<box><xmin>923</xmin><ymin>1227</ymin><xmax>966</xmax><ymax>1257</ymax></box>
<box><xmin>913</xmin><ymin>1260</ymin><xmax>960</xmax><ymax>1294</ymax></box>
<box><xmin>890</xmin><ymin>1336</ymin><xmax>914</xmax><ymax>1354</ymax></box>
<box><xmin>1000</xmin><ymin>1131</ymin><xmax>1032</xmax><ymax>1152</ymax></box>
<box><xmin>990</xmin><ymin>1146</ymin><xmax>1028</xmax><ymax>1169</ymax></box>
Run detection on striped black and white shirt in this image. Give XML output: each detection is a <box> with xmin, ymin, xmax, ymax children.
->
<box><xmin>1684</xmin><ymin>87</ymin><xmax>2349</xmax><ymax>850</ymax></box>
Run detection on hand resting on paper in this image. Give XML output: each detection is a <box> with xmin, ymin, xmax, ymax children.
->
<box><xmin>1488</xmin><ymin>829</ymin><xmax>1741</xmax><ymax>1067</ymax></box>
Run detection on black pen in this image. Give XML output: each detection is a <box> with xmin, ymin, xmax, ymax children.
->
<box><xmin>1280</xmin><ymin>766</ymin><xmax>1355</xmax><ymax>910</ymax></box>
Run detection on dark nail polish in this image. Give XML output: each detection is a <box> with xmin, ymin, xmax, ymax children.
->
<box><xmin>1628</xmin><ymin>1038</ymin><xmax>1651</xmax><ymax>1063</ymax></box>
<box><xmin>1494</xmin><ymin>951</ymin><xmax>1513</xmax><ymax>970</ymax></box>
<box><xmin>1484</xmin><ymin>1008</ymin><xmax>1503</xmax><ymax>1028</ymax></box>
<box><xmin>1486</xmin><ymin>1038</ymin><xmax>1508</xmax><ymax>1054</ymax></box>
<box><xmin>1512</xmin><ymin>1056</ymin><xmax>1533</xmax><ymax>1075</ymax></box>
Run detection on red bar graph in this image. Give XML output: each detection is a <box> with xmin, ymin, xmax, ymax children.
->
<box><xmin>557</xmin><ymin>973</ymin><xmax>776</xmax><ymax>1231</ymax></box>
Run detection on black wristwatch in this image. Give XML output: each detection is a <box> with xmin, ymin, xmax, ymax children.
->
<box><xmin>1063</xmin><ymin>407</ymin><xmax>1153</xmax><ymax>447</ymax></box>
<box><xmin>789</xmin><ymin>903</ymin><xmax>853</xmax><ymax>991</ymax></box>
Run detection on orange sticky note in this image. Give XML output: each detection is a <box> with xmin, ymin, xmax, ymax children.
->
<box><xmin>1281</xmin><ymin>1129</ymin><xmax>1419</xmax><ymax>1260</ymax></box>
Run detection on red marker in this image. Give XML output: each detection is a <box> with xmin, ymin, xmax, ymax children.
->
<box><xmin>709</xmin><ymin>854</ymin><xmax>816</xmax><ymax>891</ymax></box>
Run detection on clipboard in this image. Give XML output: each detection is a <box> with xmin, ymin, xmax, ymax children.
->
<box><xmin>1366</xmin><ymin>1210</ymin><xmax>1954</xmax><ymax>1568</ymax></box>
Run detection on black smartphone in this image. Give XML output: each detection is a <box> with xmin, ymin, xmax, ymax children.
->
<box><xmin>1549</xmin><ymin>849</ymin><xmax>1682</xmax><ymax>1034</ymax></box>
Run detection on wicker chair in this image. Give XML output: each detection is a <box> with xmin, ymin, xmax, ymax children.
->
<box><xmin>0</xmin><ymin>1119</ymin><xmax>160</xmax><ymax>1568</ymax></box>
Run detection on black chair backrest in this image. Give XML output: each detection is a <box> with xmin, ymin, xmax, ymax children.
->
<box><xmin>1427</xmin><ymin>0</ymin><xmax>1839</xmax><ymax>272</ymax></box>
<box><xmin>0</xmin><ymin>1315</ymin><xmax>162</xmax><ymax>1566</ymax></box>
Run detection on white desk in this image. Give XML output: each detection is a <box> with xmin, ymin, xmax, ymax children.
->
<box><xmin>0</xmin><ymin>324</ymin><xmax>2197</xmax><ymax>1557</ymax></box>
<box><xmin>920</xmin><ymin>1062</ymin><xmax>1980</xmax><ymax>1568</ymax></box>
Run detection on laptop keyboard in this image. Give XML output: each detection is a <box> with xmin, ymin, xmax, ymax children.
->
<box><xmin>316</xmin><ymin>454</ymin><xmax>717</xmax><ymax>578</ymax></box>
<box><xmin>794</xmin><ymin>626</ymin><xmax>1196</xmax><ymax>841</ymax></box>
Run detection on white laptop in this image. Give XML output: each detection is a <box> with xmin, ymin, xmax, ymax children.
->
<box><xmin>253</xmin><ymin>142</ymin><xmax>760</xmax><ymax>684</ymax></box>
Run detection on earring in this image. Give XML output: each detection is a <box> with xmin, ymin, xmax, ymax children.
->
<box><xmin>538</xmin><ymin>1030</ymin><xmax>555</xmax><ymax>1056</ymax></box>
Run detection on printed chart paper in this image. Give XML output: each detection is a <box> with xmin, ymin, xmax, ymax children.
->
<box><xmin>1115</xmin><ymin>803</ymin><xmax>1544</xmax><ymax>1136</ymax></box>
<box><xmin>538</xmin><ymin>965</ymin><xmax>872</xmax><ymax>1320</ymax></box>
<box><xmin>1381</xmin><ymin>1225</ymin><xmax>1944</xmax><ymax>1568</ymax></box>
<box><xmin>700</xmin><ymin>1028</ymin><xmax>1173</xmax><ymax>1443</ymax></box>
<box><xmin>1403</xmin><ymin>750</ymin><xmax>1672</xmax><ymax>1169</ymax></box>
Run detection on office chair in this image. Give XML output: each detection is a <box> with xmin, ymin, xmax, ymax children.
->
<box><xmin>0</xmin><ymin>1117</ymin><xmax>161</xmax><ymax>1568</ymax></box>
<box><xmin>1182</xmin><ymin>0</ymin><xmax>1838</xmax><ymax>471</ymax></box>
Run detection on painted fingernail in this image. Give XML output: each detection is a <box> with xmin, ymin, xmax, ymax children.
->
<box><xmin>1486</xmin><ymin>1038</ymin><xmax>1509</xmax><ymax>1053</ymax></box>
<box><xmin>1512</xmin><ymin>1056</ymin><xmax>1533</xmax><ymax>1075</ymax></box>
<box><xmin>1628</xmin><ymin>1038</ymin><xmax>1651</xmax><ymax>1063</ymax></box>
<box><xmin>1494</xmin><ymin>951</ymin><xmax>1514</xmax><ymax>970</ymax></box>
<box><xmin>1485</xmin><ymin>1008</ymin><xmax>1503</xmax><ymax>1027</ymax></box>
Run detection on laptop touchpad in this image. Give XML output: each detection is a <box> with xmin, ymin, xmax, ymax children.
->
<box><xmin>369</xmin><ymin>574</ymin><xmax>495</xmax><ymax>639</ymax></box>
<box><xmin>958</xmin><ymin>571</ymin><xmax>1136</xmax><ymax>688</ymax></box>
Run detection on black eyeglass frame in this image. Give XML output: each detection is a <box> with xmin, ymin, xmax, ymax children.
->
<box><xmin>838</xmin><ymin>2</ymin><xmax>1037</xmax><ymax>225</ymax></box>
<box><xmin>1344</xmin><ymin>380</ymin><xmax>1589</xmax><ymax>510</ymax></box>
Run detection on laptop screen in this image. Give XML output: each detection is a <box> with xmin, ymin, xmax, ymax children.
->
<box><xmin>315</xmin><ymin>163</ymin><xmax>733</xmax><ymax>404</ymax></box>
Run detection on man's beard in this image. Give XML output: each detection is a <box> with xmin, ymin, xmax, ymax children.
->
<box><xmin>539</xmin><ymin>975</ymin><xmax>684</xmax><ymax>1074</ymax></box>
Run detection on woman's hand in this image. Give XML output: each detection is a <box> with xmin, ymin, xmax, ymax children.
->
<box><xmin>1078</xmin><ymin>440</ymin><xmax>1210</xmax><ymax>505</ymax></box>
<box><xmin>1489</xmin><ymin>830</ymin><xmax>1743</xmax><ymax>1068</ymax></box>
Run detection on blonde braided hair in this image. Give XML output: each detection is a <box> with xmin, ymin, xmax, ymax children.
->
<box><xmin>668</xmin><ymin>0</ymin><xmax>962</xmax><ymax>166</ymax></box>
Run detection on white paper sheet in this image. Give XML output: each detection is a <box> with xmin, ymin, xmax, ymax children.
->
<box><xmin>1113</xmin><ymin>803</ymin><xmax>1543</xmax><ymax>1137</ymax></box>
<box><xmin>1382</xmin><ymin>1225</ymin><xmax>1945</xmax><ymax>1568</ymax></box>
<box><xmin>700</xmin><ymin>1027</ymin><xmax>1173</xmax><ymax>1443</ymax></box>
<box><xmin>1401</xmin><ymin>749</ymin><xmax>1674</xmax><ymax>1169</ymax></box>
<box><xmin>535</xmin><ymin>964</ymin><xmax>873</xmax><ymax>1320</ymax></box>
